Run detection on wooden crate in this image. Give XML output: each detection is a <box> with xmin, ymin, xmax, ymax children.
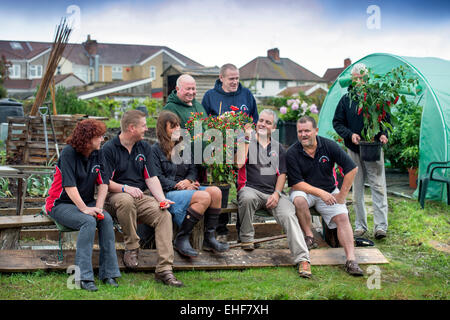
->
<box><xmin>6</xmin><ymin>115</ymin><xmax>85</xmax><ymax>165</ymax></box>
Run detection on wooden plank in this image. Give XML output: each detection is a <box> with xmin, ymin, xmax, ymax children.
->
<box><xmin>0</xmin><ymin>208</ymin><xmax>44</xmax><ymax>216</ymax></box>
<box><xmin>0</xmin><ymin>215</ymin><xmax>54</xmax><ymax>229</ymax></box>
<box><xmin>0</xmin><ymin>248</ymin><xmax>389</xmax><ymax>272</ymax></box>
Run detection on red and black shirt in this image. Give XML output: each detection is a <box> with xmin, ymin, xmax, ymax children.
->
<box><xmin>237</xmin><ymin>139</ymin><xmax>287</xmax><ymax>195</ymax></box>
<box><xmin>45</xmin><ymin>145</ymin><xmax>108</xmax><ymax>214</ymax></box>
<box><xmin>102</xmin><ymin>134</ymin><xmax>156</xmax><ymax>191</ymax></box>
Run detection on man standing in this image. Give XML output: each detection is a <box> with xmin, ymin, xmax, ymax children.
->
<box><xmin>202</xmin><ymin>63</ymin><xmax>259</xmax><ymax>122</ymax></box>
<box><xmin>332</xmin><ymin>63</ymin><xmax>389</xmax><ymax>240</ymax></box>
<box><xmin>163</xmin><ymin>74</ymin><xmax>207</xmax><ymax>128</ymax></box>
<box><xmin>287</xmin><ymin>116</ymin><xmax>364</xmax><ymax>276</ymax></box>
<box><xmin>103</xmin><ymin>109</ymin><xmax>183</xmax><ymax>287</ymax></box>
<box><xmin>202</xmin><ymin>63</ymin><xmax>259</xmax><ymax>240</ymax></box>
<box><xmin>236</xmin><ymin>109</ymin><xmax>311</xmax><ymax>278</ymax></box>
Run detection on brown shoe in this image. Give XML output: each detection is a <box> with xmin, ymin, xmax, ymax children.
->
<box><xmin>241</xmin><ymin>242</ymin><xmax>255</xmax><ymax>251</ymax></box>
<box><xmin>304</xmin><ymin>236</ymin><xmax>318</xmax><ymax>250</ymax></box>
<box><xmin>297</xmin><ymin>261</ymin><xmax>312</xmax><ymax>278</ymax></box>
<box><xmin>123</xmin><ymin>248</ymin><xmax>139</xmax><ymax>269</ymax></box>
<box><xmin>155</xmin><ymin>270</ymin><xmax>184</xmax><ymax>287</ymax></box>
<box><xmin>345</xmin><ymin>260</ymin><xmax>364</xmax><ymax>276</ymax></box>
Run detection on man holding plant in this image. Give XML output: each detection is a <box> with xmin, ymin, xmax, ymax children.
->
<box><xmin>332</xmin><ymin>63</ymin><xmax>388</xmax><ymax>240</ymax></box>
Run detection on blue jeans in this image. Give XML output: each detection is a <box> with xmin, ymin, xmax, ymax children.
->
<box><xmin>48</xmin><ymin>201</ymin><xmax>121</xmax><ymax>282</ymax></box>
<box><xmin>166</xmin><ymin>186</ymin><xmax>206</xmax><ymax>227</ymax></box>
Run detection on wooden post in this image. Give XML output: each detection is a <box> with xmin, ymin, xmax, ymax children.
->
<box><xmin>51</xmin><ymin>78</ymin><xmax>57</xmax><ymax>115</ymax></box>
<box><xmin>0</xmin><ymin>228</ymin><xmax>21</xmax><ymax>249</ymax></box>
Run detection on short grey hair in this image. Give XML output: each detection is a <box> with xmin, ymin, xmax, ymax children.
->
<box><xmin>351</xmin><ymin>63</ymin><xmax>368</xmax><ymax>76</ymax></box>
<box><xmin>260</xmin><ymin>109</ymin><xmax>278</xmax><ymax>127</ymax></box>
<box><xmin>176</xmin><ymin>74</ymin><xmax>195</xmax><ymax>88</ymax></box>
<box><xmin>220</xmin><ymin>63</ymin><xmax>238</xmax><ymax>77</ymax></box>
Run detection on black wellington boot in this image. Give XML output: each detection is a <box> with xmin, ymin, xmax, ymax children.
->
<box><xmin>203</xmin><ymin>208</ymin><xmax>230</xmax><ymax>253</ymax></box>
<box><xmin>174</xmin><ymin>208</ymin><xmax>202</xmax><ymax>258</ymax></box>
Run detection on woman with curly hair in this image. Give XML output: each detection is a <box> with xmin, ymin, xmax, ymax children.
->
<box><xmin>45</xmin><ymin>119</ymin><xmax>120</xmax><ymax>291</ymax></box>
<box><xmin>150</xmin><ymin>111</ymin><xmax>229</xmax><ymax>257</ymax></box>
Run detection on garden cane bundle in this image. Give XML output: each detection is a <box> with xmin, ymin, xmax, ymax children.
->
<box><xmin>30</xmin><ymin>18</ymin><xmax>72</xmax><ymax>116</ymax></box>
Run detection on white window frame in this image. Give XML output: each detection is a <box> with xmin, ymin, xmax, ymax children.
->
<box><xmin>9</xmin><ymin>64</ymin><xmax>21</xmax><ymax>79</ymax></box>
<box><xmin>29</xmin><ymin>65</ymin><xmax>43</xmax><ymax>79</ymax></box>
<box><xmin>112</xmin><ymin>66</ymin><xmax>123</xmax><ymax>80</ymax></box>
<box><xmin>149</xmin><ymin>65</ymin><xmax>156</xmax><ymax>81</ymax></box>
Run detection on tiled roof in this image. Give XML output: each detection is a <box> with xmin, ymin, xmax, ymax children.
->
<box><xmin>240</xmin><ymin>56</ymin><xmax>324</xmax><ymax>82</ymax></box>
<box><xmin>322</xmin><ymin>67</ymin><xmax>345</xmax><ymax>83</ymax></box>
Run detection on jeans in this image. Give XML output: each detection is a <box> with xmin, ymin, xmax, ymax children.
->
<box><xmin>48</xmin><ymin>201</ymin><xmax>121</xmax><ymax>282</ymax></box>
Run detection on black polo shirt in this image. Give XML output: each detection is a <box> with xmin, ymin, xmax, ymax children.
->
<box><xmin>102</xmin><ymin>134</ymin><xmax>156</xmax><ymax>191</ymax></box>
<box><xmin>237</xmin><ymin>139</ymin><xmax>287</xmax><ymax>194</ymax></box>
<box><xmin>45</xmin><ymin>145</ymin><xmax>108</xmax><ymax>213</ymax></box>
<box><xmin>286</xmin><ymin>136</ymin><xmax>356</xmax><ymax>193</ymax></box>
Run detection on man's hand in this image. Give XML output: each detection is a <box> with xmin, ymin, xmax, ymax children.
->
<box><xmin>159</xmin><ymin>199</ymin><xmax>175</xmax><ymax>209</ymax></box>
<box><xmin>351</xmin><ymin>133</ymin><xmax>361</xmax><ymax>145</ymax></box>
<box><xmin>379</xmin><ymin>134</ymin><xmax>388</xmax><ymax>145</ymax></box>
<box><xmin>244</xmin><ymin>122</ymin><xmax>253</xmax><ymax>138</ymax></box>
<box><xmin>124</xmin><ymin>185</ymin><xmax>144</xmax><ymax>199</ymax></box>
<box><xmin>334</xmin><ymin>191</ymin><xmax>347</xmax><ymax>204</ymax></box>
<box><xmin>319</xmin><ymin>190</ymin><xmax>338</xmax><ymax>206</ymax></box>
<box><xmin>266</xmin><ymin>192</ymin><xmax>280</xmax><ymax>209</ymax></box>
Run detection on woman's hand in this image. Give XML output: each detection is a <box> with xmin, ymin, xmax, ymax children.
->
<box><xmin>81</xmin><ymin>206</ymin><xmax>103</xmax><ymax>217</ymax></box>
<box><xmin>175</xmin><ymin>179</ymin><xmax>192</xmax><ymax>190</ymax></box>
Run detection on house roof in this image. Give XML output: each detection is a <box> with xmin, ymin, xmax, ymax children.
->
<box><xmin>277</xmin><ymin>84</ymin><xmax>328</xmax><ymax>97</ymax></box>
<box><xmin>1</xmin><ymin>40</ymin><xmax>202</xmax><ymax>67</ymax></box>
<box><xmin>162</xmin><ymin>64</ymin><xmax>220</xmax><ymax>76</ymax></box>
<box><xmin>0</xmin><ymin>40</ymin><xmax>52</xmax><ymax>61</ymax></box>
<box><xmin>322</xmin><ymin>67</ymin><xmax>345</xmax><ymax>83</ymax></box>
<box><xmin>239</xmin><ymin>56</ymin><xmax>325</xmax><ymax>82</ymax></box>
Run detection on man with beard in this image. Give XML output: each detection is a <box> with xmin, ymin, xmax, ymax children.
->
<box><xmin>286</xmin><ymin>116</ymin><xmax>364</xmax><ymax>276</ymax></box>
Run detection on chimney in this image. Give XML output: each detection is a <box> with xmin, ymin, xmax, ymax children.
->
<box><xmin>83</xmin><ymin>34</ymin><xmax>98</xmax><ymax>56</ymax></box>
<box><xmin>267</xmin><ymin>48</ymin><xmax>280</xmax><ymax>62</ymax></box>
<box><xmin>344</xmin><ymin>58</ymin><xmax>351</xmax><ymax>68</ymax></box>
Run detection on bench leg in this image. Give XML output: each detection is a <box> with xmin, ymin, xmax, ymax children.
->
<box><xmin>0</xmin><ymin>228</ymin><xmax>21</xmax><ymax>250</ymax></box>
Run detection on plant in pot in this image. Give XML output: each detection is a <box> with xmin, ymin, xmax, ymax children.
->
<box><xmin>348</xmin><ymin>65</ymin><xmax>419</xmax><ymax>161</ymax></box>
<box><xmin>279</xmin><ymin>97</ymin><xmax>318</xmax><ymax>146</ymax></box>
<box><xmin>185</xmin><ymin>109</ymin><xmax>254</xmax><ymax>207</ymax></box>
<box><xmin>400</xmin><ymin>145</ymin><xmax>419</xmax><ymax>189</ymax></box>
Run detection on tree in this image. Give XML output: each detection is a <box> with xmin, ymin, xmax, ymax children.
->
<box><xmin>0</xmin><ymin>55</ymin><xmax>11</xmax><ymax>99</ymax></box>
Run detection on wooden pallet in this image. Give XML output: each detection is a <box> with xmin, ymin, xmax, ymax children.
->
<box><xmin>0</xmin><ymin>247</ymin><xmax>389</xmax><ymax>272</ymax></box>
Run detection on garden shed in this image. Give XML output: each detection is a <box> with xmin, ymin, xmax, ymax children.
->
<box><xmin>318</xmin><ymin>53</ymin><xmax>450</xmax><ymax>203</ymax></box>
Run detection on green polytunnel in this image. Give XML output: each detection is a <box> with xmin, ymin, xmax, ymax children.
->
<box><xmin>318</xmin><ymin>53</ymin><xmax>450</xmax><ymax>203</ymax></box>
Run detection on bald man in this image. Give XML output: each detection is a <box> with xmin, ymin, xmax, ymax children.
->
<box><xmin>163</xmin><ymin>74</ymin><xmax>207</xmax><ymax>128</ymax></box>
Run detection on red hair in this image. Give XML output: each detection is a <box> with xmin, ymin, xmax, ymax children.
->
<box><xmin>66</xmin><ymin>119</ymin><xmax>106</xmax><ymax>154</ymax></box>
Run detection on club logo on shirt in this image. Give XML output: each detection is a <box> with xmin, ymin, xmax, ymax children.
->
<box><xmin>91</xmin><ymin>164</ymin><xmax>101</xmax><ymax>173</ymax></box>
<box><xmin>319</xmin><ymin>155</ymin><xmax>330</xmax><ymax>163</ymax></box>
<box><xmin>240</xmin><ymin>104</ymin><xmax>249</xmax><ymax>113</ymax></box>
<box><xmin>135</xmin><ymin>154</ymin><xmax>146</xmax><ymax>162</ymax></box>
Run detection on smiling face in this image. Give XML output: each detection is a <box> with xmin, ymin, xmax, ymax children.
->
<box><xmin>220</xmin><ymin>68</ymin><xmax>240</xmax><ymax>93</ymax></box>
<box><xmin>176</xmin><ymin>76</ymin><xmax>196</xmax><ymax>105</ymax></box>
<box><xmin>297</xmin><ymin>120</ymin><xmax>318</xmax><ymax>148</ymax></box>
<box><xmin>90</xmin><ymin>135</ymin><xmax>104</xmax><ymax>151</ymax></box>
<box><xmin>256</xmin><ymin>111</ymin><xmax>275</xmax><ymax>137</ymax></box>
<box><xmin>130</xmin><ymin>116</ymin><xmax>148</xmax><ymax>141</ymax></box>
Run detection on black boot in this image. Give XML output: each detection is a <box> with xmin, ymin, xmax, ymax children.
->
<box><xmin>203</xmin><ymin>208</ymin><xmax>230</xmax><ymax>253</ymax></box>
<box><xmin>174</xmin><ymin>208</ymin><xmax>202</xmax><ymax>258</ymax></box>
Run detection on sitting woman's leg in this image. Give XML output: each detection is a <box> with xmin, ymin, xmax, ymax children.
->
<box><xmin>97</xmin><ymin>209</ymin><xmax>121</xmax><ymax>282</ymax></box>
<box><xmin>203</xmin><ymin>186</ymin><xmax>229</xmax><ymax>252</ymax></box>
<box><xmin>173</xmin><ymin>190</ymin><xmax>210</xmax><ymax>257</ymax></box>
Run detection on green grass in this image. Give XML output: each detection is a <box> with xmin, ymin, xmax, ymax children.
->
<box><xmin>0</xmin><ymin>195</ymin><xmax>448</xmax><ymax>300</ymax></box>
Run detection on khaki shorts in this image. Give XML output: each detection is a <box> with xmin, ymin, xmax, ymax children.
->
<box><xmin>290</xmin><ymin>189</ymin><xmax>348</xmax><ymax>229</ymax></box>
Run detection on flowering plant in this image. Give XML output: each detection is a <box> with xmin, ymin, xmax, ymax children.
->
<box><xmin>348</xmin><ymin>65</ymin><xmax>419</xmax><ymax>142</ymax></box>
<box><xmin>185</xmin><ymin>108</ymin><xmax>254</xmax><ymax>185</ymax></box>
<box><xmin>279</xmin><ymin>98</ymin><xmax>319</xmax><ymax>121</ymax></box>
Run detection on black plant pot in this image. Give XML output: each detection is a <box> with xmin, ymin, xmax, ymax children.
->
<box><xmin>279</xmin><ymin>121</ymin><xmax>298</xmax><ymax>147</ymax></box>
<box><xmin>359</xmin><ymin>141</ymin><xmax>382</xmax><ymax>162</ymax></box>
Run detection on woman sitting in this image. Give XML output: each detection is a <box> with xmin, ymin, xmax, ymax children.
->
<box><xmin>151</xmin><ymin>111</ymin><xmax>229</xmax><ymax>257</ymax></box>
<box><xmin>45</xmin><ymin>119</ymin><xmax>120</xmax><ymax>291</ymax></box>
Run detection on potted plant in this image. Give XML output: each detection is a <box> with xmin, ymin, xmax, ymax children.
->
<box><xmin>348</xmin><ymin>65</ymin><xmax>419</xmax><ymax>161</ymax></box>
<box><xmin>278</xmin><ymin>97</ymin><xmax>319</xmax><ymax>146</ymax></box>
<box><xmin>185</xmin><ymin>109</ymin><xmax>254</xmax><ymax>207</ymax></box>
<box><xmin>401</xmin><ymin>145</ymin><xmax>420</xmax><ymax>189</ymax></box>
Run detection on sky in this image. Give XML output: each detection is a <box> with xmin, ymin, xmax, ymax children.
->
<box><xmin>1</xmin><ymin>0</ymin><xmax>449</xmax><ymax>76</ymax></box>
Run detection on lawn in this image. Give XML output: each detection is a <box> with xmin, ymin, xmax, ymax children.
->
<box><xmin>0</xmin><ymin>194</ymin><xmax>448</xmax><ymax>300</ymax></box>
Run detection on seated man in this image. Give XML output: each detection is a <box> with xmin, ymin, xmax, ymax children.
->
<box><xmin>102</xmin><ymin>109</ymin><xmax>183</xmax><ymax>287</ymax></box>
<box><xmin>286</xmin><ymin>116</ymin><xmax>363</xmax><ymax>276</ymax></box>
<box><xmin>235</xmin><ymin>109</ymin><xmax>311</xmax><ymax>278</ymax></box>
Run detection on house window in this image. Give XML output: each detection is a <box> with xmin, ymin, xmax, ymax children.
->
<box><xmin>9</xmin><ymin>64</ymin><xmax>21</xmax><ymax>78</ymax></box>
<box><xmin>149</xmin><ymin>66</ymin><xmax>156</xmax><ymax>81</ymax></box>
<box><xmin>10</xmin><ymin>42</ymin><xmax>22</xmax><ymax>50</ymax></box>
<box><xmin>261</xmin><ymin>80</ymin><xmax>265</xmax><ymax>89</ymax></box>
<box><xmin>29</xmin><ymin>65</ymin><xmax>43</xmax><ymax>79</ymax></box>
<box><xmin>112</xmin><ymin>66</ymin><xmax>123</xmax><ymax>80</ymax></box>
<box><xmin>279</xmin><ymin>80</ymin><xmax>287</xmax><ymax>89</ymax></box>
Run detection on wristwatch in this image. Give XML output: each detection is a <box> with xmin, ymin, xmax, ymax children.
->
<box><xmin>275</xmin><ymin>190</ymin><xmax>282</xmax><ymax>197</ymax></box>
